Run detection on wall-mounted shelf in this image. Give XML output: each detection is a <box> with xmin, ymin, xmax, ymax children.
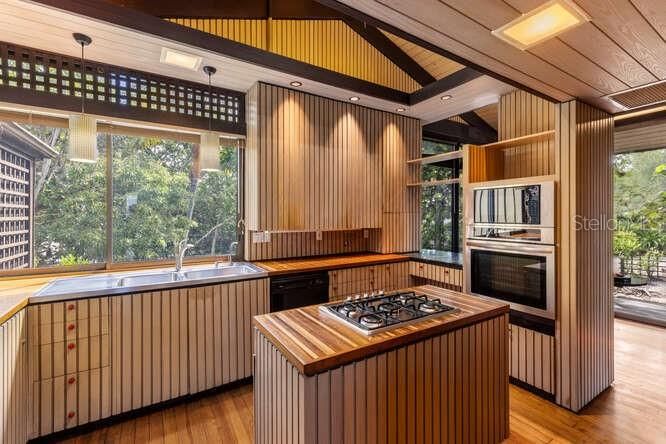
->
<box><xmin>407</xmin><ymin>178</ymin><xmax>460</xmax><ymax>187</ymax></box>
<box><xmin>480</xmin><ymin>130</ymin><xmax>555</xmax><ymax>150</ymax></box>
<box><xmin>407</xmin><ymin>150</ymin><xmax>462</xmax><ymax>165</ymax></box>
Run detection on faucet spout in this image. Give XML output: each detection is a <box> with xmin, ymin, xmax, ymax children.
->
<box><xmin>175</xmin><ymin>239</ymin><xmax>194</xmax><ymax>272</ymax></box>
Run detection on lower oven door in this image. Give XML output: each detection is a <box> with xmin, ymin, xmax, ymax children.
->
<box><xmin>465</xmin><ymin>240</ymin><xmax>555</xmax><ymax>319</ymax></box>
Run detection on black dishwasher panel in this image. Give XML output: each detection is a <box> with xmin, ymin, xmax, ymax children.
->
<box><xmin>270</xmin><ymin>271</ymin><xmax>329</xmax><ymax>312</ymax></box>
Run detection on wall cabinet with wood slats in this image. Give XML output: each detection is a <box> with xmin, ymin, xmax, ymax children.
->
<box><xmin>328</xmin><ymin>262</ymin><xmax>410</xmax><ymax>301</ymax></box>
<box><xmin>509</xmin><ymin>324</ymin><xmax>555</xmax><ymax>395</ymax></box>
<box><xmin>0</xmin><ymin>309</ymin><xmax>28</xmax><ymax>444</ymax></box>
<box><xmin>27</xmin><ymin>278</ymin><xmax>269</xmax><ymax>440</ymax></box>
<box><xmin>408</xmin><ymin>261</ymin><xmax>464</xmax><ymax>291</ymax></box>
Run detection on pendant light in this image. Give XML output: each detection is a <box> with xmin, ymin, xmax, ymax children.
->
<box><xmin>68</xmin><ymin>33</ymin><xmax>98</xmax><ymax>163</ymax></box>
<box><xmin>199</xmin><ymin>65</ymin><xmax>221</xmax><ymax>172</ymax></box>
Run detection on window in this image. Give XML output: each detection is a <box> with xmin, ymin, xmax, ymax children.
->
<box><xmin>420</xmin><ymin>139</ymin><xmax>462</xmax><ymax>253</ymax></box>
<box><xmin>0</xmin><ymin>121</ymin><xmax>240</xmax><ymax>272</ymax></box>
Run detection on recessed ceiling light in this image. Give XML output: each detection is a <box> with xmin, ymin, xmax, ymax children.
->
<box><xmin>290</xmin><ymin>81</ymin><xmax>302</xmax><ymax>87</ymax></box>
<box><xmin>441</xmin><ymin>95</ymin><xmax>453</xmax><ymax>101</ymax></box>
<box><xmin>349</xmin><ymin>96</ymin><xmax>360</xmax><ymax>102</ymax></box>
<box><xmin>396</xmin><ymin>107</ymin><xmax>406</xmax><ymax>112</ymax></box>
<box><xmin>160</xmin><ymin>47</ymin><xmax>203</xmax><ymax>71</ymax></box>
<box><xmin>492</xmin><ymin>0</ymin><xmax>589</xmax><ymax>50</ymax></box>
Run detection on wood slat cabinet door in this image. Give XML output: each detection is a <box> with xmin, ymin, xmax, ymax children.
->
<box><xmin>187</xmin><ymin>278</ymin><xmax>269</xmax><ymax>394</ymax></box>
<box><xmin>328</xmin><ymin>262</ymin><xmax>410</xmax><ymax>301</ymax></box>
<box><xmin>28</xmin><ymin>298</ymin><xmax>111</xmax><ymax>437</ymax></box>
<box><xmin>0</xmin><ymin>309</ymin><xmax>29</xmax><ymax>444</ymax></box>
<box><xmin>408</xmin><ymin>261</ymin><xmax>463</xmax><ymax>291</ymax></box>
<box><xmin>509</xmin><ymin>324</ymin><xmax>555</xmax><ymax>394</ymax></box>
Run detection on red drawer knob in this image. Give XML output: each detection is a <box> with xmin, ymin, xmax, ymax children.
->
<box><xmin>67</xmin><ymin>343</ymin><xmax>76</xmax><ymax>350</ymax></box>
<box><xmin>67</xmin><ymin>411</ymin><xmax>75</xmax><ymax>419</ymax></box>
<box><xmin>68</xmin><ymin>377</ymin><xmax>76</xmax><ymax>384</ymax></box>
<box><xmin>67</xmin><ymin>304</ymin><xmax>75</xmax><ymax>311</ymax></box>
<box><xmin>68</xmin><ymin>324</ymin><xmax>76</xmax><ymax>331</ymax></box>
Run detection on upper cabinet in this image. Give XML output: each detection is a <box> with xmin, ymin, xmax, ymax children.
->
<box><xmin>245</xmin><ymin>83</ymin><xmax>420</xmax><ymax>239</ymax></box>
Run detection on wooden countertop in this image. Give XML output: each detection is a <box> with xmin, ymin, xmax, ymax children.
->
<box><xmin>253</xmin><ymin>285</ymin><xmax>509</xmax><ymax>376</ymax></box>
<box><xmin>254</xmin><ymin>253</ymin><xmax>409</xmax><ymax>276</ymax></box>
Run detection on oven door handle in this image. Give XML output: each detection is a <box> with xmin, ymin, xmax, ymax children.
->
<box><xmin>466</xmin><ymin>240</ymin><xmax>554</xmax><ymax>255</ymax></box>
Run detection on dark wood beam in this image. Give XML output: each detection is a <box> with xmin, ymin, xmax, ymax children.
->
<box><xmin>410</xmin><ymin>68</ymin><xmax>483</xmax><ymax>104</ymax></box>
<box><xmin>460</xmin><ymin>111</ymin><xmax>498</xmax><ymax>141</ymax></box>
<box><xmin>315</xmin><ymin>0</ymin><xmax>559</xmax><ymax>104</ymax></box>
<box><xmin>30</xmin><ymin>0</ymin><xmax>410</xmax><ymax>104</ymax></box>
<box><xmin>423</xmin><ymin>118</ymin><xmax>496</xmax><ymax>145</ymax></box>
<box><xmin>615</xmin><ymin>109</ymin><xmax>666</xmax><ymax>128</ymax></box>
<box><xmin>343</xmin><ymin>18</ymin><xmax>436</xmax><ymax>86</ymax></box>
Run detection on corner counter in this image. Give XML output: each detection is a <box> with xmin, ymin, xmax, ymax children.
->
<box><xmin>253</xmin><ymin>285</ymin><xmax>510</xmax><ymax>444</ymax></box>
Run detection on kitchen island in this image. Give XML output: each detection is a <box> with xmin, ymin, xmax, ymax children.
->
<box><xmin>253</xmin><ymin>285</ymin><xmax>509</xmax><ymax>444</ymax></box>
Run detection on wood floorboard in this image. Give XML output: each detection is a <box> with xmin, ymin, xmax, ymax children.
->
<box><xmin>61</xmin><ymin>319</ymin><xmax>665</xmax><ymax>444</ymax></box>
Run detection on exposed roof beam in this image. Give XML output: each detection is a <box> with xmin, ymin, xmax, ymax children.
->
<box><xmin>410</xmin><ymin>68</ymin><xmax>483</xmax><ymax>105</ymax></box>
<box><xmin>343</xmin><ymin>18</ymin><xmax>436</xmax><ymax>86</ymax></box>
<box><xmin>460</xmin><ymin>111</ymin><xmax>497</xmax><ymax>141</ymax></box>
<box><xmin>30</xmin><ymin>0</ymin><xmax>410</xmax><ymax>104</ymax></box>
<box><xmin>423</xmin><ymin>118</ymin><xmax>496</xmax><ymax>145</ymax></box>
<box><xmin>315</xmin><ymin>0</ymin><xmax>557</xmax><ymax>104</ymax></box>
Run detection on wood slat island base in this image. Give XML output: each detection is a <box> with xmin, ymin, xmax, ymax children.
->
<box><xmin>253</xmin><ymin>286</ymin><xmax>510</xmax><ymax>444</ymax></box>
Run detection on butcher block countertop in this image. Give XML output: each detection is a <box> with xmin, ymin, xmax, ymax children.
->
<box><xmin>254</xmin><ymin>253</ymin><xmax>409</xmax><ymax>276</ymax></box>
<box><xmin>253</xmin><ymin>285</ymin><xmax>509</xmax><ymax>376</ymax></box>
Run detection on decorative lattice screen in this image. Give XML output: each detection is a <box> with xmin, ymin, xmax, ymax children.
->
<box><xmin>0</xmin><ymin>41</ymin><xmax>245</xmax><ymax>135</ymax></box>
<box><xmin>0</xmin><ymin>145</ymin><xmax>31</xmax><ymax>269</ymax></box>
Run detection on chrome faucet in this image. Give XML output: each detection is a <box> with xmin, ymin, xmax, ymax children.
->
<box><xmin>175</xmin><ymin>239</ymin><xmax>194</xmax><ymax>272</ymax></box>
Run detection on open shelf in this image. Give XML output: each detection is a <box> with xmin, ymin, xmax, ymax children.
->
<box><xmin>480</xmin><ymin>130</ymin><xmax>555</xmax><ymax>150</ymax></box>
<box><xmin>407</xmin><ymin>150</ymin><xmax>462</xmax><ymax>165</ymax></box>
<box><xmin>407</xmin><ymin>178</ymin><xmax>460</xmax><ymax>187</ymax></box>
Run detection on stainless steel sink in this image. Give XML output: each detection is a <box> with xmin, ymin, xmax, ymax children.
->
<box><xmin>117</xmin><ymin>271</ymin><xmax>184</xmax><ymax>287</ymax></box>
<box><xmin>33</xmin><ymin>262</ymin><xmax>267</xmax><ymax>302</ymax></box>
<box><xmin>184</xmin><ymin>264</ymin><xmax>263</xmax><ymax>280</ymax></box>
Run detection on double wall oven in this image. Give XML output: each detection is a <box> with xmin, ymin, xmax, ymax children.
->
<box><xmin>465</xmin><ymin>181</ymin><xmax>556</xmax><ymax>319</ymax></box>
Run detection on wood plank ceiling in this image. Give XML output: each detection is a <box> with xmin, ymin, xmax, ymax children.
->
<box><xmin>329</xmin><ymin>0</ymin><xmax>666</xmax><ymax>114</ymax></box>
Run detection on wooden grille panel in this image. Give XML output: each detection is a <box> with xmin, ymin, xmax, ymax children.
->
<box><xmin>0</xmin><ymin>41</ymin><xmax>245</xmax><ymax>135</ymax></box>
<box><xmin>608</xmin><ymin>81</ymin><xmax>666</xmax><ymax>109</ymax></box>
<box><xmin>0</xmin><ymin>146</ymin><xmax>31</xmax><ymax>270</ymax></box>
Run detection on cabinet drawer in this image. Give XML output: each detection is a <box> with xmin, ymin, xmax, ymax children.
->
<box><xmin>34</xmin><ymin>334</ymin><xmax>110</xmax><ymax>381</ymax></box>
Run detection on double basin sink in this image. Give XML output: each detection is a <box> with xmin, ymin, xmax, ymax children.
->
<box><xmin>33</xmin><ymin>263</ymin><xmax>267</xmax><ymax>302</ymax></box>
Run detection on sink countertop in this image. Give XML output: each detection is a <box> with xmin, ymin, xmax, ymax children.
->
<box><xmin>253</xmin><ymin>285</ymin><xmax>509</xmax><ymax>376</ymax></box>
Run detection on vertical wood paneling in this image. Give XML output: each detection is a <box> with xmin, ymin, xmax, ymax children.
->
<box><xmin>556</xmin><ymin>101</ymin><xmax>614</xmax><ymax>412</ymax></box>
<box><xmin>168</xmin><ymin>19</ymin><xmax>420</xmax><ymax>93</ymax></box>
<box><xmin>408</xmin><ymin>261</ymin><xmax>464</xmax><ymax>292</ymax></box>
<box><xmin>254</xmin><ymin>313</ymin><xmax>509</xmax><ymax>443</ymax></box>
<box><xmin>245</xmin><ymin>83</ymin><xmax>420</xmax><ymax>260</ymax></box>
<box><xmin>328</xmin><ymin>262</ymin><xmax>409</xmax><ymax>302</ymax></box>
<box><xmin>0</xmin><ymin>309</ymin><xmax>28</xmax><ymax>444</ymax></box>
<box><xmin>508</xmin><ymin>324</ymin><xmax>555</xmax><ymax>394</ymax></box>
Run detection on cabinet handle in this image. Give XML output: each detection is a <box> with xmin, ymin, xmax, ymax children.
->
<box><xmin>67</xmin><ymin>411</ymin><xmax>76</xmax><ymax>419</ymax></box>
<box><xmin>67</xmin><ymin>304</ymin><xmax>75</xmax><ymax>311</ymax></box>
<box><xmin>67</xmin><ymin>343</ymin><xmax>76</xmax><ymax>350</ymax></box>
<box><xmin>67</xmin><ymin>324</ymin><xmax>76</xmax><ymax>331</ymax></box>
<box><xmin>68</xmin><ymin>377</ymin><xmax>76</xmax><ymax>384</ymax></box>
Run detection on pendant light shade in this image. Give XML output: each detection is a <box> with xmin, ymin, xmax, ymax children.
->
<box><xmin>68</xmin><ymin>32</ymin><xmax>98</xmax><ymax>163</ymax></box>
<box><xmin>68</xmin><ymin>114</ymin><xmax>98</xmax><ymax>163</ymax></box>
<box><xmin>199</xmin><ymin>65</ymin><xmax>220</xmax><ymax>173</ymax></box>
<box><xmin>199</xmin><ymin>131</ymin><xmax>221</xmax><ymax>172</ymax></box>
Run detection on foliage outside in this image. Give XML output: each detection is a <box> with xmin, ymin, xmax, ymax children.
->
<box><xmin>613</xmin><ymin>148</ymin><xmax>666</xmax><ymax>277</ymax></box>
<box><xmin>24</xmin><ymin>124</ymin><xmax>238</xmax><ymax>268</ymax></box>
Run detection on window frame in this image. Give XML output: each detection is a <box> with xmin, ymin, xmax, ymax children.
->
<box><xmin>0</xmin><ymin>122</ymin><xmax>244</xmax><ymax>277</ymax></box>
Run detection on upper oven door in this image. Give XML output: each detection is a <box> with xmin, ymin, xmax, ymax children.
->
<box><xmin>465</xmin><ymin>240</ymin><xmax>555</xmax><ymax>319</ymax></box>
<box><xmin>472</xmin><ymin>182</ymin><xmax>554</xmax><ymax>227</ymax></box>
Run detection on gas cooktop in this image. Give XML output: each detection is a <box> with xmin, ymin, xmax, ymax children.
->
<box><xmin>320</xmin><ymin>291</ymin><xmax>458</xmax><ymax>335</ymax></box>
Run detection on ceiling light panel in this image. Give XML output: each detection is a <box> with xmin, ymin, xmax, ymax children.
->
<box><xmin>160</xmin><ymin>47</ymin><xmax>203</xmax><ymax>71</ymax></box>
<box><xmin>492</xmin><ymin>0</ymin><xmax>589</xmax><ymax>50</ymax></box>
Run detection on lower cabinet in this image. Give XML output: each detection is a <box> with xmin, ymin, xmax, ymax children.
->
<box><xmin>408</xmin><ymin>261</ymin><xmax>463</xmax><ymax>290</ymax></box>
<box><xmin>27</xmin><ymin>278</ymin><xmax>269</xmax><ymax>440</ymax></box>
<box><xmin>328</xmin><ymin>262</ymin><xmax>410</xmax><ymax>301</ymax></box>
<box><xmin>509</xmin><ymin>324</ymin><xmax>555</xmax><ymax>395</ymax></box>
<box><xmin>0</xmin><ymin>309</ymin><xmax>29</xmax><ymax>444</ymax></box>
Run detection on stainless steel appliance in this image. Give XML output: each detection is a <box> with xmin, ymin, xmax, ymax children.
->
<box><xmin>320</xmin><ymin>291</ymin><xmax>458</xmax><ymax>335</ymax></box>
<box><xmin>465</xmin><ymin>180</ymin><xmax>556</xmax><ymax>319</ymax></box>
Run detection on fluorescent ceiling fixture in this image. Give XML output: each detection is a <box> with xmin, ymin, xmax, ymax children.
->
<box><xmin>160</xmin><ymin>47</ymin><xmax>203</xmax><ymax>71</ymax></box>
<box><xmin>492</xmin><ymin>0</ymin><xmax>589</xmax><ymax>50</ymax></box>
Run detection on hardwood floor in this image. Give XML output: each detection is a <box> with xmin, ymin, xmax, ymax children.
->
<box><xmin>61</xmin><ymin>319</ymin><xmax>665</xmax><ymax>444</ymax></box>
